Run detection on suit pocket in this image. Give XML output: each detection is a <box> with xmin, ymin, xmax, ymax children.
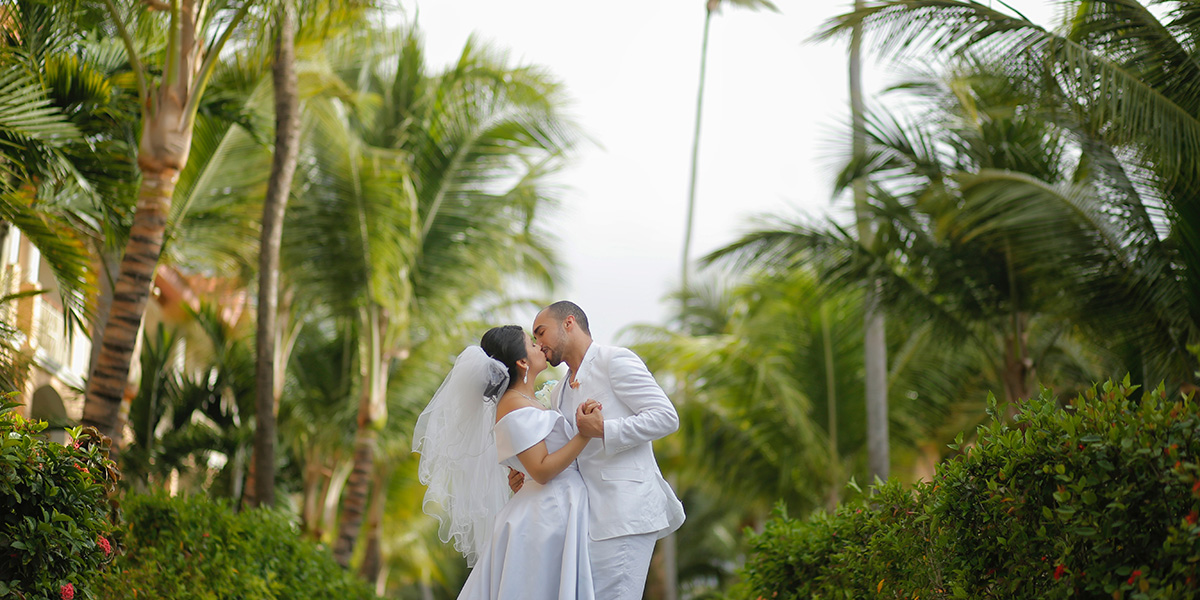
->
<box><xmin>600</xmin><ymin>467</ymin><xmax>644</xmax><ymax>482</ymax></box>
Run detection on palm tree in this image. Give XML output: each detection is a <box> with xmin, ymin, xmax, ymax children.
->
<box><xmin>634</xmin><ymin>272</ymin><xmax>849</xmax><ymax>516</ymax></box>
<box><xmin>0</xmin><ymin>0</ymin><xmax>123</xmax><ymax>333</ymax></box>
<box><xmin>680</xmin><ymin>0</ymin><xmax>778</xmax><ymax>290</ymax></box>
<box><xmin>82</xmin><ymin>0</ymin><xmax>256</xmax><ymax>446</ymax></box>
<box><xmin>846</xmin><ymin>0</ymin><xmax>890</xmax><ymax>482</ymax></box>
<box><xmin>249</xmin><ymin>0</ymin><xmax>380</xmax><ymax>510</ymax></box>
<box><xmin>248</xmin><ymin>0</ymin><xmax>301</xmax><ymax>510</ymax></box>
<box><xmin>711</xmin><ymin>63</ymin><xmax>1129</xmax><ymax>410</ymax></box>
<box><xmin>818</xmin><ymin>0</ymin><xmax>1200</xmax><ymax>388</ymax></box>
<box><xmin>281</xmin><ymin>26</ymin><xmax>578</xmax><ymax>568</ymax></box>
<box><xmin>120</xmin><ymin>302</ymin><xmax>257</xmax><ymax>496</ymax></box>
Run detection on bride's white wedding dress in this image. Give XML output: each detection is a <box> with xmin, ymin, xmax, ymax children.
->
<box><xmin>458</xmin><ymin>406</ymin><xmax>595</xmax><ymax>600</ymax></box>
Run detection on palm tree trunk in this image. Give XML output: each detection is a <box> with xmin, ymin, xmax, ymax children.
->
<box><xmin>82</xmin><ymin>165</ymin><xmax>183</xmax><ymax>445</ymax></box>
<box><xmin>358</xmin><ymin>466</ymin><xmax>390</xmax><ymax>582</ymax></box>
<box><xmin>83</xmin><ymin>0</ymin><xmax>250</xmax><ymax>450</ymax></box>
<box><xmin>334</xmin><ymin>307</ymin><xmax>388</xmax><ymax>567</ymax></box>
<box><xmin>322</xmin><ymin>456</ymin><xmax>353</xmax><ymax>538</ymax></box>
<box><xmin>1002</xmin><ymin>325</ymin><xmax>1032</xmax><ymax>408</ymax></box>
<box><xmin>252</xmin><ymin>0</ymin><xmax>301</xmax><ymax>509</ymax></box>
<box><xmin>1003</xmin><ymin>241</ymin><xmax>1032</xmax><ymax>409</ymax></box>
<box><xmin>681</xmin><ymin>2</ymin><xmax>717</xmax><ymax>291</ymax></box>
<box><xmin>662</xmin><ymin>8</ymin><xmax>719</xmax><ymax>594</ymax></box>
<box><xmin>86</xmin><ymin>248</ymin><xmax>119</xmax><ymax>381</ymax></box>
<box><xmin>821</xmin><ymin>304</ymin><xmax>840</xmax><ymax>509</ymax></box>
<box><xmin>849</xmin><ymin>0</ymin><xmax>889</xmax><ymax>482</ymax></box>
<box><xmin>652</xmin><ymin>475</ymin><xmax>680</xmax><ymax>600</ymax></box>
<box><xmin>334</xmin><ymin>426</ymin><xmax>374</xmax><ymax>567</ymax></box>
<box><xmin>301</xmin><ymin>447</ymin><xmax>324</xmax><ymax>537</ymax></box>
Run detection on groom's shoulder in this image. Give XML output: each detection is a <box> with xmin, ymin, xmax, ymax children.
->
<box><xmin>593</xmin><ymin>343</ymin><xmax>632</xmax><ymax>358</ymax></box>
<box><xmin>596</xmin><ymin>344</ymin><xmax>648</xmax><ymax>368</ymax></box>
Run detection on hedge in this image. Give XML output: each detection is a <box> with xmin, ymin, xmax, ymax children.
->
<box><xmin>740</xmin><ymin>380</ymin><xmax>1200</xmax><ymax>599</ymax></box>
<box><xmin>94</xmin><ymin>492</ymin><xmax>379</xmax><ymax>600</ymax></box>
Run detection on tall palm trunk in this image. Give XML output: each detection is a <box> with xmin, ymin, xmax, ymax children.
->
<box><xmin>359</xmin><ymin>466</ymin><xmax>391</xmax><ymax>585</ymax></box>
<box><xmin>251</xmin><ymin>0</ymin><xmax>300</xmax><ymax>509</ymax></box>
<box><xmin>82</xmin><ymin>0</ymin><xmax>250</xmax><ymax>448</ymax></box>
<box><xmin>849</xmin><ymin>0</ymin><xmax>889</xmax><ymax>482</ymax></box>
<box><xmin>681</xmin><ymin>0</ymin><xmax>718</xmax><ymax>291</ymax></box>
<box><xmin>334</xmin><ymin>423</ymin><xmax>374</xmax><ymax>566</ymax></box>
<box><xmin>821</xmin><ymin>304</ymin><xmax>840</xmax><ymax>509</ymax></box>
<box><xmin>663</xmin><ymin>5</ymin><xmax>721</xmax><ymax>593</ymax></box>
<box><xmin>86</xmin><ymin>249</ymin><xmax>120</xmax><ymax>381</ymax></box>
<box><xmin>334</xmin><ymin>307</ymin><xmax>389</xmax><ymax>567</ymax></box>
<box><xmin>83</xmin><ymin>162</ymin><xmax>184</xmax><ymax>444</ymax></box>
<box><xmin>1002</xmin><ymin>242</ymin><xmax>1032</xmax><ymax>409</ymax></box>
<box><xmin>1001</xmin><ymin>332</ymin><xmax>1032</xmax><ymax>407</ymax></box>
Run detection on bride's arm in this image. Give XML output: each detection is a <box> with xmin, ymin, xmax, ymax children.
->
<box><xmin>516</xmin><ymin>405</ymin><xmax>599</xmax><ymax>485</ymax></box>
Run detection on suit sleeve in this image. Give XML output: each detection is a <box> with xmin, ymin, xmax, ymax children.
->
<box><xmin>602</xmin><ymin>348</ymin><xmax>680</xmax><ymax>455</ymax></box>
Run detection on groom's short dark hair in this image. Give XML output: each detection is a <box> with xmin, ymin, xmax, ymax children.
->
<box><xmin>546</xmin><ymin>301</ymin><xmax>591</xmax><ymax>335</ymax></box>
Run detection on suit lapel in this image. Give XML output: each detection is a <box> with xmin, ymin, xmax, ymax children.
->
<box><xmin>559</xmin><ymin>344</ymin><xmax>599</xmax><ymax>425</ymax></box>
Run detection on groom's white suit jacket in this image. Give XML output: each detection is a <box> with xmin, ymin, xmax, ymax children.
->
<box><xmin>553</xmin><ymin>343</ymin><xmax>686</xmax><ymax>541</ymax></box>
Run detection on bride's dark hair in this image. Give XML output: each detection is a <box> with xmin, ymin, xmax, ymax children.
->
<box><xmin>481</xmin><ymin>325</ymin><xmax>526</xmax><ymax>390</ymax></box>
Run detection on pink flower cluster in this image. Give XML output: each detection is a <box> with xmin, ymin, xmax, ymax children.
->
<box><xmin>97</xmin><ymin>536</ymin><xmax>112</xmax><ymax>556</ymax></box>
<box><xmin>61</xmin><ymin>583</ymin><xmax>74</xmax><ymax>600</ymax></box>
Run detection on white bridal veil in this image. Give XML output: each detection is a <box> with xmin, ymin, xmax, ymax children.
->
<box><xmin>412</xmin><ymin>346</ymin><xmax>512</xmax><ymax>567</ymax></box>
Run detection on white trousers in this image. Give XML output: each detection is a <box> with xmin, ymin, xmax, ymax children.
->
<box><xmin>588</xmin><ymin>532</ymin><xmax>657</xmax><ymax>600</ymax></box>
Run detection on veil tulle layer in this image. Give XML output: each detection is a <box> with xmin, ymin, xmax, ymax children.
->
<box><xmin>412</xmin><ymin>346</ymin><xmax>511</xmax><ymax>567</ymax></box>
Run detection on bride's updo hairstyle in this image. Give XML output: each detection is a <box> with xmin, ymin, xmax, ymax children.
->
<box><xmin>480</xmin><ymin>325</ymin><xmax>526</xmax><ymax>392</ymax></box>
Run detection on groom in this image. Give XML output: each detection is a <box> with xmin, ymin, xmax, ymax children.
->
<box><xmin>517</xmin><ymin>301</ymin><xmax>685</xmax><ymax>600</ymax></box>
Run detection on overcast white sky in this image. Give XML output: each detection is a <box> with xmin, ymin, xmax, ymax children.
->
<box><xmin>408</xmin><ymin>0</ymin><xmax>1059</xmax><ymax>343</ymax></box>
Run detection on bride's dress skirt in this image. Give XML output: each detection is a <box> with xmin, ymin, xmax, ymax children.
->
<box><xmin>459</xmin><ymin>406</ymin><xmax>594</xmax><ymax>600</ymax></box>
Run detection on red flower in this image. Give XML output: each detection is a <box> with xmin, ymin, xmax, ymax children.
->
<box><xmin>61</xmin><ymin>583</ymin><xmax>74</xmax><ymax>600</ymax></box>
<box><xmin>1128</xmin><ymin>570</ymin><xmax>1142</xmax><ymax>585</ymax></box>
<box><xmin>97</xmin><ymin>536</ymin><xmax>111</xmax><ymax>556</ymax></box>
<box><xmin>1054</xmin><ymin>564</ymin><xmax>1065</xmax><ymax>580</ymax></box>
<box><xmin>1192</xmin><ymin>480</ymin><xmax>1200</xmax><ymax>496</ymax></box>
<box><xmin>1186</xmin><ymin>511</ymin><xmax>1198</xmax><ymax>526</ymax></box>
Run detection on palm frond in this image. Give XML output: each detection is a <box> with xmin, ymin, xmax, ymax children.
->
<box><xmin>819</xmin><ymin>0</ymin><xmax>1200</xmax><ymax>184</ymax></box>
<box><xmin>0</xmin><ymin>191</ymin><xmax>95</xmax><ymax>331</ymax></box>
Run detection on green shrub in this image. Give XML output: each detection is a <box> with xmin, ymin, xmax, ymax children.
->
<box><xmin>95</xmin><ymin>492</ymin><xmax>378</xmax><ymax>600</ymax></box>
<box><xmin>0</xmin><ymin>399</ymin><xmax>122</xmax><ymax>600</ymax></box>
<box><xmin>739</xmin><ymin>380</ymin><xmax>1200</xmax><ymax>600</ymax></box>
<box><xmin>739</xmin><ymin>480</ymin><xmax>945</xmax><ymax>600</ymax></box>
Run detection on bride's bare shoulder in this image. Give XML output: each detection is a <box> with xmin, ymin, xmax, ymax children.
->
<box><xmin>494</xmin><ymin>392</ymin><xmax>528</xmax><ymax>422</ymax></box>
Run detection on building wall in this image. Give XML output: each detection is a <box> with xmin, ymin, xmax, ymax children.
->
<box><xmin>1</xmin><ymin>226</ymin><xmax>91</xmax><ymax>422</ymax></box>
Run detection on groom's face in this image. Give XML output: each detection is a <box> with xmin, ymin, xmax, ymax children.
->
<box><xmin>532</xmin><ymin>312</ymin><xmax>567</xmax><ymax>367</ymax></box>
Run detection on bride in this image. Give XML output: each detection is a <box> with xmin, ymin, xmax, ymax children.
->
<box><xmin>413</xmin><ymin>325</ymin><xmax>601</xmax><ymax>599</ymax></box>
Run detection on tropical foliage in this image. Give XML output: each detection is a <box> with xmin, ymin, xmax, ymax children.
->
<box><xmin>1</xmin><ymin>400</ymin><xmax>121</xmax><ymax>600</ymax></box>
<box><xmin>95</xmin><ymin>492</ymin><xmax>379</xmax><ymax>600</ymax></box>
<box><xmin>738</xmin><ymin>380</ymin><xmax>1200</xmax><ymax>600</ymax></box>
<box><xmin>4</xmin><ymin>0</ymin><xmax>1200</xmax><ymax>598</ymax></box>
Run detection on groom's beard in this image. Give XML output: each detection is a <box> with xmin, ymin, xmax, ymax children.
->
<box><xmin>545</xmin><ymin>324</ymin><xmax>568</xmax><ymax>366</ymax></box>
<box><xmin>546</xmin><ymin>346</ymin><xmax>564</xmax><ymax>367</ymax></box>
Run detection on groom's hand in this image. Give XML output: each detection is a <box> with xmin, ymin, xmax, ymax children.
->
<box><xmin>576</xmin><ymin>400</ymin><xmax>604</xmax><ymax>438</ymax></box>
<box><xmin>508</xmin><ymin>468</ymin><xmax>524</xmax><ymax>493</ymax></box>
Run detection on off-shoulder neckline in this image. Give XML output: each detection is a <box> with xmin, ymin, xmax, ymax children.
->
<box><xmin>495</xmin><ymin>404</ymin><xmax>551</xmax><ymax>425</ymax></box>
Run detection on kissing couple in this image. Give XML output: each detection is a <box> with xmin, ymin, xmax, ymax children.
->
<box><xmin>413</xmin><ymin>301</ymin><xmax>686</xmax><ymax>600</ymax></box>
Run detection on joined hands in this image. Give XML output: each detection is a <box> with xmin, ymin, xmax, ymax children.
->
<box><xmin>507</xmin><ymin>399</ymin><xmax>605</xmax><ymax>494</ymax></box>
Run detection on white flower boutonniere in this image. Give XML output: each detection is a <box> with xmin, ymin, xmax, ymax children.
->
<box><xmin>533</xmin><ymin>380</ymin><xmax>557</xmax><ymax>409</ymax></box>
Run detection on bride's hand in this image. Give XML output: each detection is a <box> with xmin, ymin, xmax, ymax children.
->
<box><xmin>576</xmin><ymin>400</ymin><xmax>604</xmax><ymax>438</ymax></box>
